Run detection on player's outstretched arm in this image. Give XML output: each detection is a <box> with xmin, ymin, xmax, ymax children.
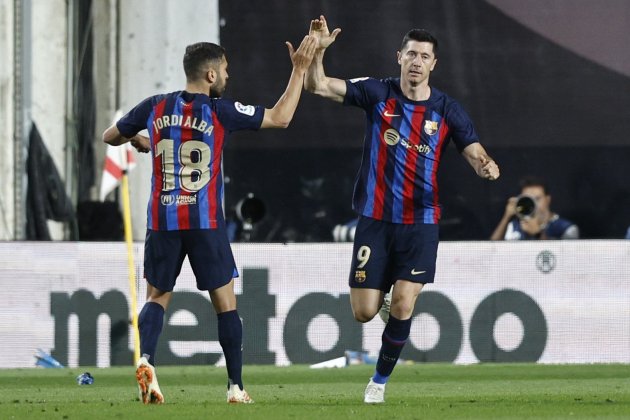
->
<box><xmin>261</xmin><ymin>35</ymin><xmax>317</xmax><ymax>129</ymax></box>
<box><xmin>462</xmin><ymin>142</ymin><xmax>500</xmax><ymax>180</ymax></box>
<box><xmin>304</xmin><ymin>15</ymin><xmax>346</xmax><ymax>103</ymax></box>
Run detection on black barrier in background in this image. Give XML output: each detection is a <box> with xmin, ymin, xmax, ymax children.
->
<box><xmin>218</xmin><ymin>0</ymin><xmax>630</xmax><ymax>240</ymax></box>
<box><xmin>224</xmin><ymin>146</ymin><xmax>630</xmax><ymax>240</ymax></box>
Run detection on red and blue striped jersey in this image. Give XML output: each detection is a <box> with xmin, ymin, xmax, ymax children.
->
<box><xmin>117</xmin><ymin>91</ymin><xmax>264</xmax><ymax>231</ymax></box>
<box><xmin>344</xmin><ymin>77</ymin><xmax>479</xmax><ymax>224</ymax></box>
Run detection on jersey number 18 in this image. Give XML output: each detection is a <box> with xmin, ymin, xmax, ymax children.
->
<box><xmin>155</xmin><ymin>139</ymin><xmax>211</xmax><ymax>192</ymax></box>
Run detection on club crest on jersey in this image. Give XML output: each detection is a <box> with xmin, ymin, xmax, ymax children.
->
<box><xmin>424</xmin><ymin>120</ymin><xmax>438</xmax><ymax>136</ymax></box>
<box><xmin>234</xmin><ymin>101</ymin><xmax>255</xmax><ymax>116</ymax></box>
<box><xmin>354</xmin><ymin>270</ymin><xmax>366</xmax><ymax>283</ymax></box>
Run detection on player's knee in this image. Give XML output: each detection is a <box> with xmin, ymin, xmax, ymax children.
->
<box><xmin>352</xmin><ymin>308</ymin><xmax>376</xmax><ymax>323</ymax></box>
<box><xmin>391</xmin><ymin>300</ymin><xmax>414</xmax><ymax>320</ymax></box>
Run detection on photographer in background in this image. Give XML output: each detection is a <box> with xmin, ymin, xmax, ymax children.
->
<box><xmin>490</xmin><ymin>176</ymin><xmax>579</xmax><ymax>240</ymax></box>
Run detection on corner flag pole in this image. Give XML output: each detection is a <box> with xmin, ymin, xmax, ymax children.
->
<box><xmin>120</xmin><ymin>160</ymin><xmax>141</xmax><ymax>365</ymax></box>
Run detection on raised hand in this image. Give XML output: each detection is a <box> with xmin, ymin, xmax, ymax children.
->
<box><xmin>309</xmin><ymin>15</ymin><xmax>341</xmax><ymax>49</ymax></box>
<box><xmin>286</xmin><ymin>35</ymin><xmax>318</xmax><ymax>72</ymax></box>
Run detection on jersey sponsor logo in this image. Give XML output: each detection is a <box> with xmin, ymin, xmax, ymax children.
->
<box><xmin>423</xmin><ymin>120</ymin><xmax>438</xmax><ymax>135</ymax></box>
<box><xmin>411</xmin><ymin>269</ymin><xmax>426</xmax><ymax>275</ymax></box>
<box><xmin>161</xmin><ymin>195</ymin><xmax>175</xmax><ymax>206</ymax></box>
<box><xmin>160</xmin><ymin>194</ymin><xmax>197</xmax><ymax>206</ymax></box>
<box><xmin>383</xmin><ymin>128</ymin><xmax>431</xmax><ymax>154</ymax></box>
<box><xmin>176</xmin><ymin>195</ymin><xmax>197</xmax><ymax>205</ymax></box>
<box><xmin>401</xmin><ymin>138</ymin><xmax>431</xmax><ymax>154</ymax></box>
<box><xmin>383</xmin><ymin>128</ymin><xmax>400</xmax><ymax>145</ymax></box>
<box><xmin>383</xmin><ymin>111</ymin><xmax>401</xmax><ymax>117</ymax></box>
<box><xmin>234</xmin><ymin>101</ymin><xmax>255</xmax><ymax>116</ymax></box>
<box><xmin>349</xmin><ymin>77</ymin><xmax>369</xmax><ymax>83</ymax></box>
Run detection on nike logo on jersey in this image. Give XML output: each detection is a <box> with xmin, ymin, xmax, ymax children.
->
<box><xmin>383</xmin><ymin>111</ymin><xmax>401</xmax><ymax>117</ymax></box>
<box><xmin>411</xmin><ymin>269</ymin><xmax>426</xmax><ymax>275</ymax></box>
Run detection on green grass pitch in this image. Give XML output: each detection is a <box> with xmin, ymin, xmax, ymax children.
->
<box><xmin>1</xmin><ymin>363</ymin><xmax>630</xmax><ymax>419</ymax></box>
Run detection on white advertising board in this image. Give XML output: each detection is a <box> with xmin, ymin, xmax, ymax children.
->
<box><xmin>0</xmin><ymin>241</ymin><xmax>628</xmax><ymax>368</ymax></box>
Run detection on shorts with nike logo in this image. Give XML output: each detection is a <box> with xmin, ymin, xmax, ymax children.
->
<box><xmin>348</xmin><ymin>216</ymin><xmax>438</xmax><ymax>292</ymax></box>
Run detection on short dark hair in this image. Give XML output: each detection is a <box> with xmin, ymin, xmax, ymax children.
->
<box><xmin>519</xmin><ymin>176</ymin><xmax>549</xmax><ymax>195</ymax></box>
<box><xmin>400</xmin><ymin>29</ymin><xmax>438</xmax><ymax>57</ymax></box>
<box><xmin>183</xmin><ymin>42</ymin><xmax>226</xmax><ymax>82</ymax></box>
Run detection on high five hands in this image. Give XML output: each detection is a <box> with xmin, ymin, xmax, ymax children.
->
<box><xmin>286</xmin><ymin>35</ymin><xmax>318</xmax><ymax>70</ymax></box>
<box><xmin>309</xmin><ymin>15</ymin><xmax>341</xmax><ymax>50</ymax></box>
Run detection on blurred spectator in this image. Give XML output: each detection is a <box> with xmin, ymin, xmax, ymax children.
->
<box><xmin>332</xmin><ymin>219</ymin><xmax>358</xmax><ymax>242</ymax></box>
<box><xmin>490</xmin><ymin>176</ymin><xmax>579</xmax><ymax>240</ymax></box>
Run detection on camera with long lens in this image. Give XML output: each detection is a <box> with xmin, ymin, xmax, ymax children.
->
<box><xmin>235</xmin><ymin>193</ymin><xmax>265</xmax><ymax>241</ymax></box>
<box><xmin>236</xmin><ymin>193</ymin><xmax>265</xmax><ymax>226</ymax></box>
<box><xmin>515</xmin><ymin>195</ymin><xmax>536</xmax><ymax>219</ymax></box>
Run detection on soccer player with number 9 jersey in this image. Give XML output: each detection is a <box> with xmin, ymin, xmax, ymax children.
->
<box><xmin>305</xmin><ymin>16</ymin><xmax>500</xmax><ymax>403</ymax></box>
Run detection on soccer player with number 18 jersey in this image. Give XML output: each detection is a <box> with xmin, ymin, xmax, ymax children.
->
<box><xmin>305</xmin><ymin>16</ymin><xmax>500</xmax><ymax>403</ymax></box>
<box><xmin>103</xmin><ymin>36</ymin><xmax>317</xmax><ymax>404</ymax></box>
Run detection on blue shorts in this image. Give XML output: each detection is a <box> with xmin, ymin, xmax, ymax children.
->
<box><xmin>144</xmin><ymin>227</ymin><xmax>239</xmax><ymax>292</ymax></box>
<box><xmin>348</xmin><ymin>216</ymin><xmax>439</xmax><ymax>292</ymax></box>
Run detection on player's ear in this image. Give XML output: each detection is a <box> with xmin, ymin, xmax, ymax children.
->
<box><xmin>206</xmin><ymin>68</ymin><xmax>217</xmax><ymax>84</ymax></box>
<box><xmin>430</xmin><ymin>58</ymin><xmax>437</xmax><ymax>71</ymax></box>
<box><xmin>397</xmin><ymin>51</ymin><xmax>402</xmax><ymax>65</ymax></box>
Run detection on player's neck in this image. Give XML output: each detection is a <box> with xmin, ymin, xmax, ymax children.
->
<box><xmin>185</xmin><ymin>82</ymin><xmax>209</xmax><ymax>96</ymax></box>
<box><xmin>401</xmin><ymin>81</ymin><xmax>431</xmax><ymax>101</ymax></box>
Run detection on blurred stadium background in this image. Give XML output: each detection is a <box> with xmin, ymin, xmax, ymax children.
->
<box><xmin>1</xmin><ymin>0</ymin><xmax>629</xmax><ymax>242</ymax></box>
<box><xmin>0</xmin><ymin>0</ymin><xmax>629</xmax><ymax>370</ymax></box>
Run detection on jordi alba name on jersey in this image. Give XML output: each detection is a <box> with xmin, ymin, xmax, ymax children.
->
<box><xmin>117</xmin><ymin>91</ymin><xmax>264</xmax><ymax>231</ymax></box>
<box><xmin>344</xmin><ymin>77</ymin><xmax>478</xmax><ymax>224</ymax></box>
